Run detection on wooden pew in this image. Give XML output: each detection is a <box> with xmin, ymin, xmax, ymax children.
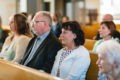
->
<box><xmin>0</xmin><ymin>59</ymin><xmax>61</xmax><ymax>80</ymax></box>
<box><xmin>116</xmin><ymin>24</ymin><xmax>120</xmax><ymax>32</ymax></box>
<box><xmin>86</xmin><ymin>53</ymin><xmax>99</xmax><ymax>80</ymax></box>
<box><xmin>81</xmin><ymin>26</ymin><xmax>98</xmax><ymax>39</ymax></box>
<box><xmin>116</xmin><ymin>24</ymin><xmax>120</xmax><ymax>29</ymax></box>
<box><xmin>84</xmin><ymin>39</ymin><xmax>96</xmax><ymax>50</ymax></box>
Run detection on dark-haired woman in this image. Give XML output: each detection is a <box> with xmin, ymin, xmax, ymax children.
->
<box><xmin>51</xmin><ymin>21</ymin><xmax>90</xmax><ymax>80</ymax></box>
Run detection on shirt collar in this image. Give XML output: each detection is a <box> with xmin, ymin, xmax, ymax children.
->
<box><xmin>37</xmin><ymin>30</ymin><xmax>50</xmax><ymax>41</ymax></box>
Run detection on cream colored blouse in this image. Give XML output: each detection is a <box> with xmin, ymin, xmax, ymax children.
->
<box><xmin>0</xmin><ymin>34</ymin><xmax>31</xmax><ymax>63</ymax></box>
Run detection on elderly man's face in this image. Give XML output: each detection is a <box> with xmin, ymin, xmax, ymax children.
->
<box><xmin>96</xmin><ymin>53</ymin><xmax>113</xmax><ymax>74</ymax></box>
<box><xmin>32</xmin><ymin>14</ymin><xmax>46</xmax><ymax>36</ymax></box>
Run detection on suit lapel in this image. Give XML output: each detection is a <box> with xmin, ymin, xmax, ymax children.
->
<box><xmin>29</xmin><ymin>32</ymin><xmax>53</xmax><ymax>62</ymax></box>
<box><xmin>22</xmin><ymin>37</ymin><xmax>36</xmax><ymax>63</ymax></box>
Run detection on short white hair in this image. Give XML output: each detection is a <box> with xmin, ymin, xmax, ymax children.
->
<box><xmin>35</xmin><ymin>11</ymin><xmax>52</xmax><ymax>25</ymax></box>
<box><xmin>96</xmin><ymin>39</ymin><xmax>120</xmax><ymax>68</ymax></box>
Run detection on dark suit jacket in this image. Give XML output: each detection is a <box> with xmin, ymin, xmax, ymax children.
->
<box><xmin>20</xmin><ymin>32</ymin><xmax>62</xmax><ymax>73</ymax></box>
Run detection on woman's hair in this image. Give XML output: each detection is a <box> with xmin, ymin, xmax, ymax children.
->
<box><xmin>96</xmin><ymin>39</ymin><xmax>120</xmax><ymax>68</ymax></box>
<box><xmin>62</xmin><ymin>21</ymin><xmax>85</xmax><ymax>46</ymax></box>
<box><xmin>21</xmin><ymin>12</ymin><xmax>28</xmax><ymax>18</ymax></box>
<box><xmin>13</xmin><ymin>13</ymin><xmax>32</xmax><ymax>37</ymax></box>
<box><xmin>111</xmin><ymin>30</ymin><xmax>120</xmax><ymax>43</ymax></box>
<box><xmin>100</xmin><ymin>21</ymin><xmax>116</xmax><ymax>35</ymax></box>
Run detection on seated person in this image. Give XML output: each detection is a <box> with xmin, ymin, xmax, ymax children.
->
<box><xmin>92</xmin><ymin>21</ymin><xmax>117</xmax><ymax>53</ymax></box>
<box><xmin>95</xmin><ymin>14</ymin><xmax>113</xmax><ymax>40</ymax></box>
<box><xmin>0</xmin><ymin>14</ymin><xmax>32</xmax><ymax>63</ymax></box>
<box><xmin>51</xmin><ymin>21</ymin><xmax>90</xmax><ymax>80</ymax></box>
<box><xmin>51</xmin><ymin>12</ymin><xmax>61</xmax><ymax>38</ymax></box>
<box><xmin>62</xmin><ymin>16</ymin><xmax>69</xmax><ymax>23</ymax></box>
<box><xmin>20</xmin><ymin>11</ymin><xmax>62</xmax><ymax>73</ymax></box>
<box><xmin>93</xmin><ymin>21</ymin><xmax>120</xmax><ymax>80</ymax></box>
<box><xmin>96</xmin><ymin>39</ymin><xmax>120</xmax><ymax>80</ymax></box>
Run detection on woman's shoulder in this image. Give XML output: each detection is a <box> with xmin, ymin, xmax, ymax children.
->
<box><xmin>5</xmin><ymin>34</ymin><xmax>14</xmax><ymax>42</ymax></box>
<box><xmin>74</xmin><ymin>46</ymin><xmax>90</xmax><ymax>56</ymax></box>
<box><xmin>19</xmin><ymin>35</ymin><xmax>31</xmax><ymax>40</ymax></box>
<box><xmin>95</xmin><ymin>39</ymin><xmax>103</xmax><ymax>44</ymax></box>
<box><xmin>92</xmin><ymin>39</ymin><xmax>104</xmax><ymax>53</ymax></box>
<box><xmin>16</xmin><ymin>35</ymin><xmax>31</xmax><ymax>44</ymax></box>
<box><xmin>73</xmin><ymin>46</ymin><xmax>86</xmax><ymax>51</ymax></box>
<box><xmin>94</xmin><ymin>39</ymin><xmax>103</xmax><ymax>47</ymax></box>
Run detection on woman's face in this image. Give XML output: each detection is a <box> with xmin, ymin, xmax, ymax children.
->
<box><xmin>60</xmin><ymin>28</ymin><xmax>76</xmax><ymax>46</ymax></box>
<box><xmin>99</xmin><ymin>24</ymin><xmax>111</xmax><ymax>38</ymax></box>
<box><xmin>96</xmin><ymin>53</ymin><xmax>113</xmax><ymax>74</ymax></box>
<box><xmin>9</xmin><ymin>17</ymin><xmax>16</xmax><ymax>32</ymax></box>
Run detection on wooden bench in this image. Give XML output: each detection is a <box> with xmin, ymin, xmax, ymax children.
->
<box><xmin>0</xmin><ymin>59</ymin><xmax>60</xmax><ymax>80</ymax></box>
<box><xmin>84</xmin><ymin>39</ymin><xmax>96</xmax><ymax>50</ymax></box>
<box><xmin>81</xmin><ymin>26</ymin><xmax>98</xmax><ymax>39</ymax></box>
<box><xmin>86</xmin><ymin>53</ymin><xmax>99</xmax><ymax>80</ymax></box>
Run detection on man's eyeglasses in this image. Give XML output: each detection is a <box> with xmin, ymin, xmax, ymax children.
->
<box><xmin>32</xmin><ymin>20</ymin><xmax>45</xmax><ymax>24</ymax></box>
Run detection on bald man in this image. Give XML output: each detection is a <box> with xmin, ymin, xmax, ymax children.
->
<box><xmin>102</xmin><ymin>14</ymin><xmax>113</xmax><ymax>21</ymax></box>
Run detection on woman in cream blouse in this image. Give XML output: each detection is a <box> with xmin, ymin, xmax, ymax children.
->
<box><xmin>0</xmin><ymin>13</ymin><xmax>32</xmax><ymax>63</ymax></box>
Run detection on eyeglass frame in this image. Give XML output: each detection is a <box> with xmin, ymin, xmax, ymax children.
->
<box><xmin>32</xmin><ymin>20</ymin><xmax>45</xmax><ymax>24</ymax></box>
<box><xmin>31</xmin><ymin>20</ymin><xmax>52</xmax><ymax>27</ymax></box>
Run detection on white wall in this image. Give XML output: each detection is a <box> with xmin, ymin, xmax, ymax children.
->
<box><xmin>20</xmin><ymin>0</ymin><xmax>27</xmax><ymax>12</ymax></box>
<box><xmin>86</xmin><ymin>0</ymin><xmax>100</xmax><ymax>10</ymax></box>
<box><xmin>0</xmin><ymin>0</ymin><xmax>16</xmax><ymax>28</ymax></box>
<box><xmin>100</xmin><ymin>0</ymin><xmax>120</xmax><ymax>24</ymax></box>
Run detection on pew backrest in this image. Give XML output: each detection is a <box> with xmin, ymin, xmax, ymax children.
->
<box><xmin>0</xmin><ymin>59</ymin><xmax>59</xmax><ymax>80</ymax></box>
<box><xmin>84</xmin><ymin>39</ymin><xmax>96</xmax><ymax>50</ymax></box>
<box><xmin>86</xmin><ymin>53</ymin><xmax>99</xmax><ymax>80</ymax></box>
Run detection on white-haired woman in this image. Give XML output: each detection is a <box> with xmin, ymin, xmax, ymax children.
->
<box><xmin>96</xmin><ymin>39</ymin><xmax>120</xmax><ymax>80</ymax></box>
